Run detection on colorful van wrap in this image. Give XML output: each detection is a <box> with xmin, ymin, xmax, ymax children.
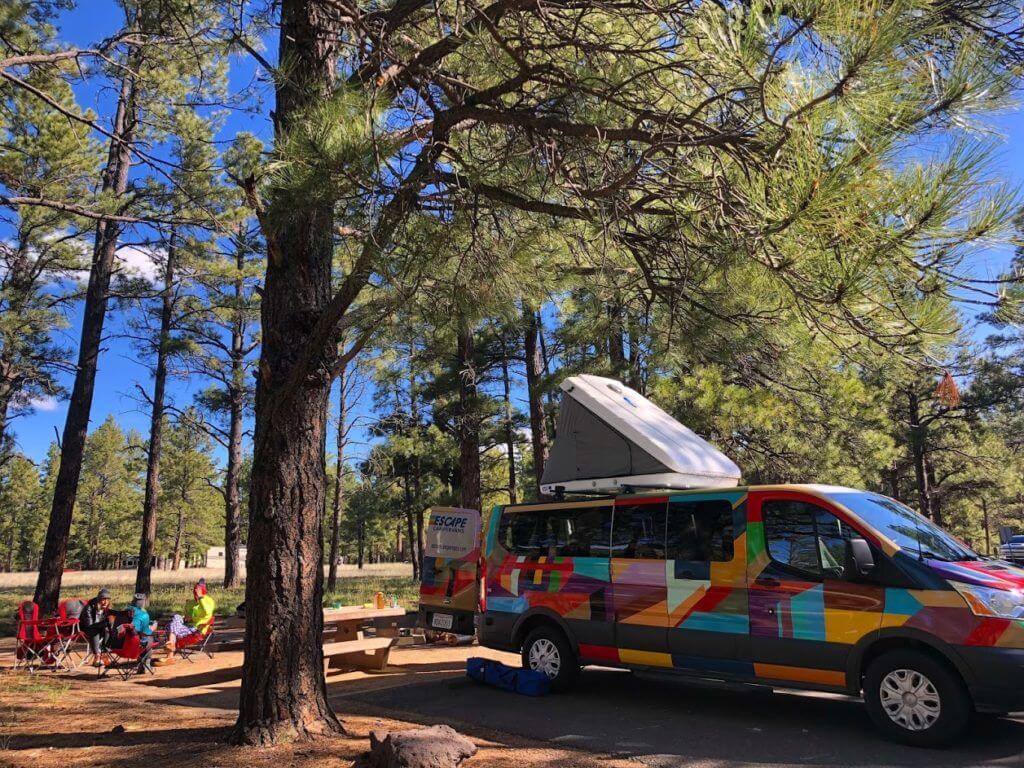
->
<box><xmin>480</xmin><ymin>485</ymin><xmax>1024</xmax><ymax>693</ymax></box>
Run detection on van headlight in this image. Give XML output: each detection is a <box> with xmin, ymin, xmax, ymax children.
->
<box><xmin>951</xmin><ymin>582</ymin><xmax>1024</xmax><ymax>619</ymax></box>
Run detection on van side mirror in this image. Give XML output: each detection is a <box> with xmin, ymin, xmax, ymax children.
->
<box><xmin>846</xmin><ymin>538</ymin><xmax>875</xmax><ymax>578</ymax></box>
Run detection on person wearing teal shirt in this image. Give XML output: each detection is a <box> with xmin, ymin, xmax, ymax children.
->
<box><xmin>130</xmin><ymin>593</ymin><xmax>156</xmax><ymax>640</ymax></box>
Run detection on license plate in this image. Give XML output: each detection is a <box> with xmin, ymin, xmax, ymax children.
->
<box><xmin>431</xmin><ymin>613</ymin><xmax>454</xmax><ymax>630</ymax></box>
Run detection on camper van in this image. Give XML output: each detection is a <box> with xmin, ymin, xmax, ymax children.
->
<box><xmin>419</xmin><ymin>376</ymin><xmax>1024</xmax><ymax>747</ymax></box>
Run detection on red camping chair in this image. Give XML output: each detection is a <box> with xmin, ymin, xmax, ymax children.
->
<box><xmin>50</xmin><ymin>598</ymin><xmax>88</xmax><ymax>671</ymax></box>
<box><xmin>177</xmin><ymin>616</ymin><xmax>216</xmax><ymax>662</ymax></box>
<box><xmin>15</xmin><ymin>601</ymin><xmax>58</xmax><ymax>672</ymax></box>
<box><xmin>100</xmin><ymin>614</ymin><xmax>154</xmax><ymax>681</ymax></box>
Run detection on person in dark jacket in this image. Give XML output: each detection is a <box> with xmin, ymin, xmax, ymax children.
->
<box><xmin>81</xmin><ymin>588</ymin><xmax>112</xmax><ymax>665</ymax></box>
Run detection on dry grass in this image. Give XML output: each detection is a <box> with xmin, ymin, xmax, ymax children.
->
<box><xmin>0</xmin><ymin>565</ymin><xmax>418</xmax><ymax>636</ymax></box>
<box><xmin>0</xmin><ymin>562</ymin><xmax>412</xmax><ymax>589</ymax></box>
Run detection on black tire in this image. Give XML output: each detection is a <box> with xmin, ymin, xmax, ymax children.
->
<box><xmin>863</xmin><ymin>649</ymin><xmax>972</xmax><ymax>747</ymax></box>
<box><xmin>521</xmin><ymin>625</ymin><xmax>579</xmax><ymax>693</ymax></box>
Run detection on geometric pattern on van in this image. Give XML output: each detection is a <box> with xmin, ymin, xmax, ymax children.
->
<box><xmin>419</xmin><ymin>556</ymin><xmax>479</xmax><ymax>611</ymax></box>
<box><xmin>664</xmin><ymin>493</ymin><xmax>750</xmax><ymax>633</ymax></box>
<box><xmin>926</xmin><ymin>558</ymin><xmax>1024</xmax><ymax>591</ymax></box>
<box><xmin>487</xmin><ymin>553</ymin><xmax>611</xmax><ymax>620</ymax></box>
<box><xmin>878</xmin><ymin>586</ymin><xmax>1024</xmax><ymax>649</ymax></box>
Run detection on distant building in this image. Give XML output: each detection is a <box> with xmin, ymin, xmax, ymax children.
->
<box><xmin>206</xmin><ymin>546</ymin><xmax>247</xmax><ymax>567</ymax></box>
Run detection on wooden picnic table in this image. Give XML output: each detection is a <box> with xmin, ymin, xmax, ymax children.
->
<box><xmin>210</xmin><ymin>606</ymin><xmax>406</xmax><ymax>673</ymax></box>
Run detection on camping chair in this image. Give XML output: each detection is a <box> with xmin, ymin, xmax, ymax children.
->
<box><xmin>177</xmin><ymin>616</ymin><xmax>216</xmax><ymax>662</ymax></box>
<box><xmin>50</xmin><ymin>598</ymin><xmax>88</xmax><ymax>671</ymax></box>
<box><xmin>100</xmin><ymin>613</ymin><xmax>154</xmax><ymax>681</ymax></box>
<box><xmin>15</xmin><ymin>601</ymin><xmax>58</xmax><ymax>672</ymax></box>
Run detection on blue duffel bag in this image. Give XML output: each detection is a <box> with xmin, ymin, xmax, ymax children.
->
<box><xmin>466</xmin><ymin>657</ymin><xmax>551</xmax><ymax>696</ymax></box>
<box><xmin>466</xmin><ymin>656</ymin><xmax>487</xmax><ymax>682</ymax></box>
<box><xmin>515</xmin><ymin>667</ymin><xmax>551</xmax><ymax>696</ymax></box>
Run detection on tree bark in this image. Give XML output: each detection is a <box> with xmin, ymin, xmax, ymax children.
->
<box><xmin>522</xmin><ymin>304</ymin><xmax>548</xmax><ymax>498</ymax></box>
<box><xmin>223</xmin><ymin>237</ymin><xmax>247</xmax><ymax>590</ymax></box>
<box><xmin>500</xmin><ymin>338</ymin><xmax>517</xmax><ymax>504</ymax></box>
<box><xmin>34</xmin><ymin>51</ymin><xmax>139</xmax><ymax>613</ymax></box>
<box><xmin>232</xmin><ymin>0</ymin><xmax>344</xmax><ymax>745</ymax></box>
<box><xmin>403</xmin><ymin>471</ymin><xmax>418</xmax><ymax>579</ymax></box>
<box><xmin>327</xmin><ymin>364</ymin><xmax>345</xmax><ymax>593</ymax></box>
<box><xmin>457</xmin><ymin>317</ymin><xmax>481</xmax><ymax>512</ymax></box>
<box><xmin>906</xmin><ymin>390</ymin><xmax>935</xmax><ymax>522</ymax></box>
<box><xmin>135</xmin><ymin>230</ymin><xmax>178</xmax><ymax>595</ymax></box>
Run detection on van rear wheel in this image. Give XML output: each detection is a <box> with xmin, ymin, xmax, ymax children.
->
<box><xmin>864</xmin><ymin>649</ymin><xmax>971</xmax><ymax>747</ymax></box>
<box><xmin>521</xmin><ymin>625</ymin><xmax>579</xmax><ymax>692</ymax></box>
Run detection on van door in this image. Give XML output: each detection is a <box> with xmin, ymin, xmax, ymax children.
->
<box><xmin>664</xmin><ymin>491</ymin><xmax>750</xmax><ymax>674</ymax></box>
<box><xmin>748</xmin><ymin>490</ymin><xmax>885</xmax><ymax>688</ymax></box>
<box><xmin>610</xmin><ymin>496</ymin><xmax>671</xmax><ymax>665</ymax></box>
<box><xmin>419</xmin><ymin>507</ymin><xmax>481</xmax><ymax>635</ymax></box>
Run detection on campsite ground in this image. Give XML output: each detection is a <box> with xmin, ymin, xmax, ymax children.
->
<box><xmin>2</xmin><ymin>641</ymin><xmax>1024</xmax><ymax>768</ymax></box>
<box><xmin>3</xmin><ymin>566</ymin><xmax>1023</xmax><ymax>767</ymax></box>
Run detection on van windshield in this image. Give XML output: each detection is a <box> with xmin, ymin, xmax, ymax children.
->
<box><xmin>825</xmin><ymin>491</ymin><xmax>979</xmax><ymax>562</ymax></box>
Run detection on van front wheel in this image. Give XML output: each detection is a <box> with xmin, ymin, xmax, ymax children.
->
<box><xmin>522</xmin><ymin>625</ymin><xmax>579</xmax><ymax>692</ymax></box>
<box><xmin>864</xmin><ymin>649</ymin><xmax>971</xmax><ymax>747</ymax></box>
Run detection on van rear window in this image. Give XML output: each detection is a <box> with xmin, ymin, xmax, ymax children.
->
<box><xmin>498</xmin><ymin>506</ymin><xmax>612</xmax><ymax>558</ymax></box>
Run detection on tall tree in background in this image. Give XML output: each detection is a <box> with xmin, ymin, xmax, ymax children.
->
<box><xmin>133</xmin><ymin>110</ymin><xmax>222</xmax><ymax>593</ymax></box>
<box><xmin>33</xmin><ymin>0</ymin><xmax>224</xmax><ymax>612</ymax></box>
<box><xmin>0</xmin><ymin>65</ymin><xmax>99</xmax><ymax>462</ymax></box>
<box><xmin>183</xmin><ymin>133</ymin><xmax>262</xmax><ymax>589</ymax></box>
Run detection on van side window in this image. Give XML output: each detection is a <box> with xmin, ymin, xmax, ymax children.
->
<box><xmin>499</xmin><ymin>512</ymin><xmax>544</xmax><ymax>558</ymax></box>
<box><xmin>762</xmin><ymin>500</ymin><xmax>852</xmax><ymax>579</ymax></box>
<box><xmin>666</xmin><ymin>499</ymin><xmax>734</xmax><ymax>562</ymax></box>
<box><xmin>611</xmin><ymin>502</ymin><xmax>667</xmax><ymax>558</ymax></box>
<box><xmin>498</xmin><ymin>507</ymin><xmax>612</xmax><ymax>559</ymax></box>
<box><xmin>549</xmin><ymin>506</ymin><xmax>613</xmax><ymax>558</ymax></box>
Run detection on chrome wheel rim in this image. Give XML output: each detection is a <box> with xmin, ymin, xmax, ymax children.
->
<box><xmin>528</xmin><ymin>638</ymin><xmax>561</xmax><ymax>678</ymax></box>
<box><xmin>879</xmin><ymin>668</ymin><xmax>941</xmax><ymax>732</ymax></box>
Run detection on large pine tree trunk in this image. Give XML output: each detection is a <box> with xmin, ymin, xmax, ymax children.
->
<box><xmin>231</xmin><ymin>0</ymin><xmax>343</xmax><ymax>745</ymax></box>
<box><xmin>522</xmin><ymin>304</ymin><xmax>549</xmax><ymax>498</ymax></box>
<box><xmin>34</xmin><ymin>59</ymin><xmax>138</xmax><ymax>613</ymax></box>
<box><xmin>223</xmin><ymin>239</ymin><xmax>247</xmax><ymax>590</ymax></box>
<box><xmin>327</xmin><ymin>366</ymin><xmax>345</xmax><ymax>593</ymax></box>
<box><xmin>457</xmin><ymin>319</ymin><xmax>481</xmax><ymax>512</ymax></box>
<box><xmin>136</xmin><ymin>231</ymin><xmax>178</xmax><ymax>595</ymax></box>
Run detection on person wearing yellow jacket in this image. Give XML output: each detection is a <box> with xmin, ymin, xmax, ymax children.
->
<box><xmin>157</xmin><ymin>579</ymin><xmax>216</xmax><ymax>665</ymax></box>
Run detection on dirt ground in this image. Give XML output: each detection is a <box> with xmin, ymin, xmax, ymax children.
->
<box><xmin>0</xmin><ymin>642</ymin><xmax>637</xmax><ymax>768</ymax></box>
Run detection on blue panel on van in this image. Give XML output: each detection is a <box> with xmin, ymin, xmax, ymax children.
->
<box><xmin>789</xmin><ymin>584</ymin><xmax>827</xmax><ymax>641</ymax></box>
<box><xmin>884</xmin><ymin>587</ymin><xmax>923</xmax><ymax>616</ymax></box>
<box><xmin>573</xmin><ymin>557</ymin><xmax>611</xmax><ymax>582</ymax></box>
<box><xmin>488</xmin><ymin>595</ymin><xmax>529</xmax><ymax>614</ymax></box>
<box><xmin>680</xmin><ymin>610</ymin><xmax>749</xmax><ymax>634</ymax></box>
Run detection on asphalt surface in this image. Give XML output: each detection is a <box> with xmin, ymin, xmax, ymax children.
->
<box><xmin>344</xmin><ymin>665</ymin><xmax>1024</xmax><ymax>767</ymax></box>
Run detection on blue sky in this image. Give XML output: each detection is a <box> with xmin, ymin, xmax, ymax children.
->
<box><xmin>6</xmin><ymin>2</ymin><xmax>1024</xmax><ymax>467</ymax></box>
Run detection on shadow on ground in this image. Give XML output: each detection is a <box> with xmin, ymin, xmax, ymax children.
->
<box><xmin>339</xmin><ymin>666</ymin><xmax>1024</xmax><ymax>768</ymax></box>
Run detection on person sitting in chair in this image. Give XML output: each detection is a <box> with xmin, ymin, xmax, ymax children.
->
<box><xmin>128</xmin><ymin>593</ymin><xmax>156</xmax><ymax>648</ymax></box>
<box><xmin>157</xmin><ymin>579</ymin><xmax>215</xmax><ymax>664</ymax></box>
<box><xmin>81</xmin><ymin>589</ymin><xmax>112</xmax><ymax>667</ymax></box>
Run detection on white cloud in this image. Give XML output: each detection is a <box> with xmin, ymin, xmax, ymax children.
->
<box><xmin>29</xmin><ymin>395</ymin><xmax>59</xmax><ymax>412</ymax></box>
<box><xmin>116</xmin><ymin>244</ymin><xmax>163</xmax><ymax>284</ymax></box>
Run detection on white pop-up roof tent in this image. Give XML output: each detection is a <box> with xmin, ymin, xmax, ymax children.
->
<box><xmin>539</xmin><ymin>374</ymin><xmax>741</xmax><ymax>495</ymax></box>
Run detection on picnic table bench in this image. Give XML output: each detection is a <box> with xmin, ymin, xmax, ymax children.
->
<box><xmin>209</xmin><ymin>606</ymin><xmax>404</xmax><ymax>672</ymax></box>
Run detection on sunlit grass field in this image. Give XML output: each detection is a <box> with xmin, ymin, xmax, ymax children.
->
<box><xmin>0</xmin><ymin>566</ymin><xmax>419</xmax><ymax>635</ymax></box>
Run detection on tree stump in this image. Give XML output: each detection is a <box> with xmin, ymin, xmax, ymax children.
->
<box><xmin>360</xmin><ymin>725</ymin><xmax>478</xmax><ymax>768</ymax></box>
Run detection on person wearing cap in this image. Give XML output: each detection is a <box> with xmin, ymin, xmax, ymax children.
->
<box><xmin>81</xmin><ymin>588</ymin><xmax>113</xmax><ymax>666</ymax></box>
<box><xmin>157</xmin><ymin>579</ymin><xmax>216</xmax><ymax>664</ymax></box>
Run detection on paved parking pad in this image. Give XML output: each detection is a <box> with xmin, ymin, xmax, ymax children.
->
<box><xmin>343</xmin><ymin>666</ymin><xmax>1024</xmax><ymax>768</ymax></box>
